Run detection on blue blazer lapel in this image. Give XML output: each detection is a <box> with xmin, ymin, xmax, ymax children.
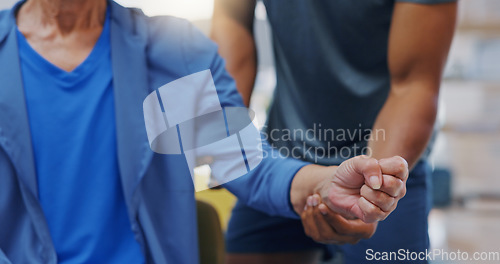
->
<box><xmin>0</xmin><ymin>13</ymin><xmax>38</xmax><ymax>199</ymax></box>
<box><xmin>0</xmin><ymin>7</ymin><xmax>57</xmax><ymax>251</ymax></box>
<box><xmin>109</xmin><ymin>1</ymin><xmax>154</xmax><ymax>215</ymax></box>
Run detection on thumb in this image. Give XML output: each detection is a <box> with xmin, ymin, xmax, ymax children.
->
<box><xmin>351</xmin><ymin>155</ymin><xmax>383</xmax><ymax>190</ymax></box>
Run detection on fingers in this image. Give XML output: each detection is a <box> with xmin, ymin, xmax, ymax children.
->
<box><xmin>360</xmin><ymin>184</ymin><xmax>397</xmax><ymax>212</ymax></box>
<box><xmin>312</xmin><ymin>206</ymin><xmax>361</xmax><ymax>244</ymax></box>
<box><xmin>378</xmin><ymin>156</ymin><xmax>409</xmax><ymax>182</ymax></box>
<box><xmin>301</xmin><ymin>195</ymin><xmax>369</xmax><ymax>244</ymax></box>
<box><xmin>378</xmin><ymin>174</ymin><xmax>406</xmax><ymax>198</ymax></box>
<box><xmin>357</xmin><ymin>197</ymin><xmax>388</xmax><ymax>223</ymax></box>
<box><xmin>326</xmin><ymin>155</ymin><xmax>408</xmax><ymax>225</ymax></box>
<box><xmin>357</xmin><ymin>156</ymin><xmax>407</xmax><ymax>218</ymax></box>
<box><xmin>351</xmin><ymin>155</ymin><xmax>383</xmax><ymax>190</ymax></box>
<box><xmin>356</xmin><ymin>173</ymin><xmax>406</xmax><ymax>222</ymax></box>
<box><xmin>301</xmin><ymin>197</ymin><xmax>321</xmax><ymax>241</ymax></box>
<box><xmin>318</xmin><ymin>204</ymin><xmax>377</xmax><ymax>239</ymax></box>
<box><xmin>302</xmin><ymin>196</ymin><xmax>341</xmax><ymax>244</ymax></box>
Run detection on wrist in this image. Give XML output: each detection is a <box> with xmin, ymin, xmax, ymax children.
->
<box><xmin>290</xmin><ymin>164</ymin><xmax>337</xmax><ymax>215</ymax></box>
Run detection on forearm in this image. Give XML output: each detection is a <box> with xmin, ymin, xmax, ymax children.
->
<box><xmin>372</xmin><ymin>1</ymin><xmax>456</xmax><ymax>169</ymax></box>
<box><xmin>211</xmin><ymin>1</ymin><xmax>257</xmax><ymax>106</ymax></box>
<box><xmin>369</xmin><ymin>82</ymin><xmax>438</xmax><ymax>169</ymax></box>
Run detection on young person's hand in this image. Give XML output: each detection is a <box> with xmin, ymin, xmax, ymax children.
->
<box><xmin>301</xmin><ymin>194</ymin><xmax>377</xmax><ymax>244</ymax></box>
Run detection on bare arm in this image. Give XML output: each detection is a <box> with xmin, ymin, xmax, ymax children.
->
<box><xmin>369</xmin><ymin>2</ymin><xmax>457</xmax><ymax>169</ymax></box>
<box><xmin>211</xmin><ymin>0</ymin><xmax>257</xmax><ymax>106</ymax></box>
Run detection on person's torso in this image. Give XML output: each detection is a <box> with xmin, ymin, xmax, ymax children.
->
<box><xmin>0</xmin><ymin>3</ymin><xmax>222</xmax><ymax>263</ymax></box>
<box><xmin>263</xmin><ymin>0</ymin><xmax>395</xmax><ymax>165</ymax></box>
<box><xmin>17</xmin><ymin>12</ymin><xmax>145</xmax><ymax>263</ymax></box>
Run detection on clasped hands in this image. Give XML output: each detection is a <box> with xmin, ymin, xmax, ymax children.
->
<box><xmin>291</xmin><ymin>155</ymin><xmax>409</xmax><ymax>245</ymax></box>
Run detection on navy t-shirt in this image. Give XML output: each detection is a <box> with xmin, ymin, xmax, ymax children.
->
<box><xmin>17</xmin><ymin>11</ymin><xmax>144</xmax><ymax>263</ymax></box>
<box><xmin>263</xmin><ymin>0</ymin><xmax>455</xmax><ymax>165</ymax></box>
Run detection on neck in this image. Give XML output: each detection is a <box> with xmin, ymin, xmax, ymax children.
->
<box><xmin>18</xmin><ymin>0</ymin><xmax>107</xmax><ymax>35</ymax></box>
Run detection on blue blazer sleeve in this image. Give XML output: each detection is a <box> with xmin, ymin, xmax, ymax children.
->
<box><xmin>180</xmin><ymin>21</ymin><xmax>309</xmax><ymax>219</ymax></box>
<box><xmin>0</xmin><ymin>248</ymin><xmax>12</xmax><ymax>264</ymax></box>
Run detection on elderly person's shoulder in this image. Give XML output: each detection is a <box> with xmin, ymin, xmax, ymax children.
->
<box><xmin>114</xmin><ymin>3</ymin><xmax>218</xmax><ymax>74</ymax></box>
<box><xmin>0</xmin><ymin>7</ymin><xmax>14</xmax><ymax>43</ymax></box>
<box><xmin>0</xmin><ymin>7</ymin><xmax>11</xmax><ymax>24</ymax></box>
<box><xmin>114</xmin><ymin>3</ymin><xmax>207</xmax><ymax>43</ymax></box>
<box><xmin>0</xmin><ymin>8</ymin><xmax>7</xmax><ymax>18</ymax></box>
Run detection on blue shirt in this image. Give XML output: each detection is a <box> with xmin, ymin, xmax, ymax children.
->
<box><xmin>17</xmin><ymin>11</ymin><xmax>144</xmax><ymax>263</ymax></box>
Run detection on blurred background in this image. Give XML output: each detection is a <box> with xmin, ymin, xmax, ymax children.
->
<box><xmin>1</xmin><ymin>0</ymin><xmax>499</xmax><ymax>263</ymax></box>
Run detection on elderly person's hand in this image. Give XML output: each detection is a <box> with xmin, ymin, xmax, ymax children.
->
<box><xmin>321</xmin><ymin>155</ymin><xmax>408</xmax><ymax>223</ymax></box>
<box><xmin>291</xmin><ymin>155</ymin><xmax>408</xmax><ymax>225</ymax></box>
<box><xmin>299</xmin><ymin>155</ymin><xmax>408</xmax><ymax>244</ymax></box>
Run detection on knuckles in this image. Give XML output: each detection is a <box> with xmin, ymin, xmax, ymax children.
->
<box><xmin>362</xmin><ymin>206</ymin><xmax>386</xmax><ymax>223</ymax></box>
<box><xmin>364</xmin><ymin>156</ymin><xmax>380</xmax><ymax>169</ymax></box>
<box><xmin>399</xmin><ymin>185</ymin><xmax>407</xmax><ymax>198</ymax></box>
<box><xmin>392</xmin><ymin>155</ymin><xmax>408</xmax><ymax>168</ymax></box>
<box><xmin>392</xmin><ymin>156</ymin><xmax>409</xmax><ymax>179</ymax></box>
<box><xmin>361</xmin><ymin>185</ymin><xmax>395</xmax><ymax>212</ymax></box>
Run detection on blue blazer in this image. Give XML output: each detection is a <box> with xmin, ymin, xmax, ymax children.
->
<box><xmin>0</xmin><ymin>1</ymin><xmax>307</xmax><ymax>263</ymax></box>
